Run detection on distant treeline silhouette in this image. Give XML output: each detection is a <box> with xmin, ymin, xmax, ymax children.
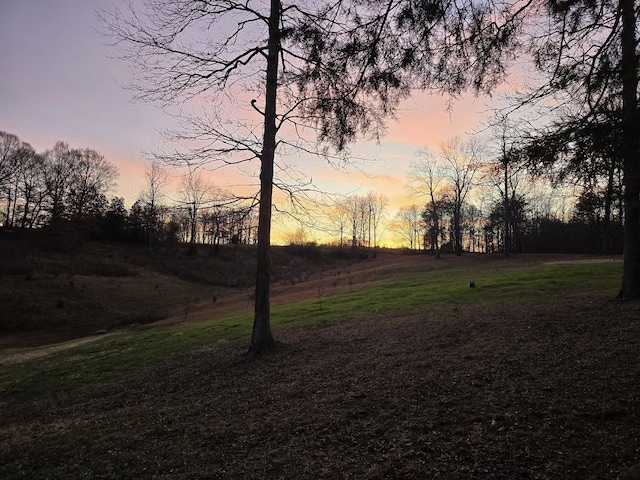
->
<box><xmin>1</xmin><ymin>130</ymin><xmax>625</xmax><ymax>254</ymax></box>
<box><xmin>0</xmin><ymin>131</ymin><xmax>257</xmax><ymax>249</ymax></box>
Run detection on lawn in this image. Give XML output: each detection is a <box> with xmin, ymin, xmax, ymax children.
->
<box><xmin>1</xmin><ymin>255</ymin><xmax>639</xmax><ymax>479</ymax></box>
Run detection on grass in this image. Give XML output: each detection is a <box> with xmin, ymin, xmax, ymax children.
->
<box><xmin>0</xmin><ymin>258</ymin><xmax>622</xmax><ymax>404</ymax></box>
<box><xmin>274</xmin><ymin>260</ymin><xmax>621</xmax><ymax>326</ymax></box>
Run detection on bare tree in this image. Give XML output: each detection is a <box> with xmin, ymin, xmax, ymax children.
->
<box><xmin>331</xmin><ymin>198</ymin><xmax>351</xmax><ymax>248</ymax></box>
<box><xmin>0</xmin><ymin>131</ymin><xmax>23</xmax><ymax>190</ymax></box>
<box><xmin>409</xmin><ymin>149</ymin><xmax>445</xmax><ymax>257</ymax></box>
<box><xmin>326</xmin><ymin>192</ymin><xmax>387</xmax><ymax>252</ymax></box>
<box><xmin>181</xmin><ymin>165</ymin><xmax>210</xmax><ymax>250</ymax></box>
<box><xmin>394</xmin><ymin>204</ymin><xmax>422</xmax><ymax>251</ymax></box>
<box><xmin>462</xmin><ymin>203</ymin><xmax>483</xmax><ymax>252</ymax></box>
<box><xmin>209</xmin><ymin>190</ymin><xmax>242</xmax><ymax>246</ymax></box>
<box><xmin>42</xmin><ymin>142</ymin><xmax>78</xmax><ymax>224</ymax></box>
<box><xmin>102</xmin><ymin>0</ymin><xmax>411</xmax><ymax>355</ymax></box>
<box><xmin>356</xmin><ymin>195</ymin><xmax>369</xmax><ymax>250</ymax></box>
<box><xmin>0</xmin><ymin>132</ymin><xmax>36</xmax><ymax>228</ymax></box>
<box><xmin>139</xmin><ymin>160</ymin><xmax>169</xmax><ymax>246</ymax></box>
<box><xmin>16</xmin><ymin>150</ymin><xmax>46</xmax><ymax>228</ymax></box>
<box><xmin>286</xmin><ymin>227</ymin><xmax>307</xmax><ymax>245</ymax></box>
<box><xmin>439</xmin><ymin>137</ymin><xmax>483</xmax><ymax>256</ymax></box>
<box><xmin>485</xmin><ymin>114</ymin><xmax>530</xmax><ymax>256</ymax></box>
<box><xmin>67</xmin><ymin>148</ymin><xmax>118</xmax><ymax>221</ymax></box>
<box><xmin>346</xmin><ymin>195</ymin><xmax>362</xmax><ymax>252</ymax></box>
<box><xmin>366</xmin><ymin>191</ymin><xmax>388</xmax><ymax>253</ymax></box>
<box><xmin>342</xmin><ymin>194</ymin><xmax>370</xmax><ymax>253</ymax></box>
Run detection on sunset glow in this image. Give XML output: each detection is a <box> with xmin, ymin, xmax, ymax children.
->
<box><xmin>2</xmin><ymin>1</ymin><xmax>502</xmax><ymax>248</ymax></box>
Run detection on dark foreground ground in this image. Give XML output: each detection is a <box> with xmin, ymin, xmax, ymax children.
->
<box><xmin>1</xmin><ymin>292</ymin><xmax>639</xmax><ymax>479</ymax></box>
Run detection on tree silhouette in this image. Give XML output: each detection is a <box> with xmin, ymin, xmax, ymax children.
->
<box><xmin>394</xmin><ymin>0</ymin><xmax>639</xmax><ymax>296</ymax></box>
<box><xmin>139</xmin><ymin>160</ymin><xmax>169</xmax><ymax>247</ymax></box>
<box><xmin>410</xmin><ymin>149</ymin><xmax>445</xmax><ymax>257</ymax></box>
<box><xmin>518</xmin><ymin>103</ymin><xmax>625</xmax><ymax>254</ymax></box>
<box><xmin>438</xmin><ymin>137</ymin><xmax>482</xmax><ymax>256</ymax></box>
<box><xmin>102</xmin><ymin>0</ymin><xmax>411</xmax><ymax>354</ymax></box>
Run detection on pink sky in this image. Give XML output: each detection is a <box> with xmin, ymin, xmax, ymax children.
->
<box><xmin>1</xmin><ymin>0</ymin><xmax>492</xmax><ymax>243</ymax></box>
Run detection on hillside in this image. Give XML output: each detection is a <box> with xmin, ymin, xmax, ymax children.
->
<box><xmin>0</xmin><ymin>229</ymin><xmax>401</xmax><ymax>348</ymax></box>
<box><xmin>0</xmin><ymin>253</ymin><xmax>638</xmax><ymax>479</ymax></box>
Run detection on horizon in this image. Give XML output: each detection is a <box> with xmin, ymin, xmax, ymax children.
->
<box><xmin>0</xmin><ymin>1</ymin><xmax>578</xmax><ymax>249</ymax></box>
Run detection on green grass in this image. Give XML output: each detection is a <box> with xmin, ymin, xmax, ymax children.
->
<box><xmin>0</xmin><ymin>259</ymin><xmax>622</xmax><ymax>404</ymax></box>
<box><xmin>0</xmin><ymin>318</ymin><xmax>253</xmax><ymax>403</ymax></box>
<box><xmin>272</xmin><ymin>260</ymin><xmax>621</xmax><ymax>327</ymax></box>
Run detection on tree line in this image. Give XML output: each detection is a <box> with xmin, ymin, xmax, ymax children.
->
<box><xmin>2</xmin><ymin>125</ymin><xmax>625</xmax><ymax>257</ymax></box>
<box><xmin>1</xmin><ymin>127</ymin><xmax>626</xmax><ymax>257</ymax></box>
<box><xmin>390</xmin><ymin>132</ymin><xmax>624</xmax><ymax>256</ymax></box>
<box><xmin>0</xmin><ymin>133</ymin><xmax>117</xmax><ymax>232</ymax></box>
<box><xmin>0</xmin><ymin>131</ymin><xmax>257</xmax><ymax>248</ymax></box>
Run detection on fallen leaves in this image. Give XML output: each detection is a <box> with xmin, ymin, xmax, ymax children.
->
<box><xmin>1</xmin><ymin>295</ymin><xmax>639</xmax><ymax>479</ymax></box>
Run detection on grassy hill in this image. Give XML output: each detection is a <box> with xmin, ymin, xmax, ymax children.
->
<box><xmin>1</xmin><ymin>234</ymin><xmax>639</xmax><ymax>479</ymax></box>
<box><xmin>0</xmin><ymin>230</ymin><xmax>356</xmax><ymax>346</ymax></box>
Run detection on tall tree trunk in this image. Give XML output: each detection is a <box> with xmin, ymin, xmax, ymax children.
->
<box><xmin>503</xmin><ymin>159</ymin><xmax>511</xmax><ymax>257</ymax></box>
<box><xmin>21</xmin><ymin>194</ymin><xmax>31</xmax><ymax>229</ymax></box>
<box><xmin>190</xmin><ymin>203</ymin><xmax>197</xmax><ymax>246</ymax></box>
<box><xmin>249</xmin><ymin>0</ymin><xmax>280</xmax><ymax>355</ymax></box>
<box><xmin>618</xmin><ymin>0</ymin><xmax>640</xmax><ymax>298</ymax></box>
<box><xmin>3</xmin><ymin>187</ymin><xmax>11</xmax><ymax>229</ymax></box>
<box><xmin>430</xmin><ymin>192</ymin><xmax>440</xmax><ymax>258</ymax></box>
<box><xmin>454</xmin><ymin>205</ymin><xmax>462</xmax><ymax>255</ymax></box>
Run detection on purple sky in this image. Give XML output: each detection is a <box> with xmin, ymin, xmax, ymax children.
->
<box><xmin>0</xmin><ymin>0</ymin><xmax>177</xmax><ymax>201</ymax></box>
<box><xmin>1</xmin><ymin>0</ymin><xmax>490</xmax><ymax>223</ymax></box>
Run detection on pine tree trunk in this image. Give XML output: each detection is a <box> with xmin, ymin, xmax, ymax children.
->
<box><xmin>249</xmin><ymin>0</ymin><xmax>280</xmax><ymax>355</ymax></box>
<box><xmin>618</xmin><ymin>0</ymin><xmax>640</xmax><ymax>298</ymax></box>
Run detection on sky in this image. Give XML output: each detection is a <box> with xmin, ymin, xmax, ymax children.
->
<box><xmin>0</xmin><ymin>0</ymin><xmax>493</xmax><ymax>244</ymax></box>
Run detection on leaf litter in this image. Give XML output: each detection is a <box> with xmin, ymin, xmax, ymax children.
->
<box><xmin>1</xmin><ymin>294</ymin><xmax>640</xmax><ymax>479</ymax></box>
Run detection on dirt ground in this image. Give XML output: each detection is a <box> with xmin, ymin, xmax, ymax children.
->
<box><xmin>1</xmin><ymin>280</ymin><xmax>639</xmax><ymax>478</ymax></box>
